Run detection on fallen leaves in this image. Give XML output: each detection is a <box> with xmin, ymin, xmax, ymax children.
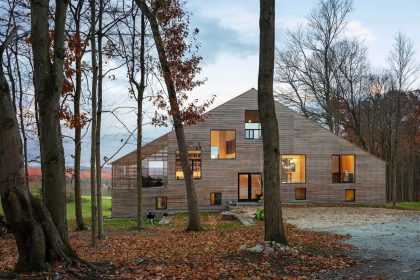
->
<box><xmin>0</xmin><ymin>213</ymin><xmax>356</xmax><ymax>279</ymax></box>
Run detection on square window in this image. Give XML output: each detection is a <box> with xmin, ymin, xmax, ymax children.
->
<box><xmin>281</xmin><ymin>155</ymin><xmax>306</xmax><ymax>183</ymax></box>
<box><xmin>210</xmin><ymin>130</ymin><xmax>236</xmax><ymax>159</ymax></box>
<box><xmin>176</xmin><ymin>149</ymin><xmax>201</xmax><ymax>180</ymax></box>
<box><xmin>345</xmin><ymin>189</ymin><xmax>355</xmax><ymax>202</ymax></box>
<box><xmin>295</xmin><ymin>188</ymin><xmax>306</xmax><ymax>200</ymax></box>
<box><xmin>156</xmin><ymin>197</ymin><xmax>167</xmax><ymax>209</ymax></box>
<box><xmin>210</xmin><ymin>192</ymin><xmax>222</xmax><ymax>205</ymax></box>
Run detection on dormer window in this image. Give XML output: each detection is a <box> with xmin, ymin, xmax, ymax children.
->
<box><xmin>245</xmin><ymin>110</ymin><xmax>261</xmax><ymax>139</ymax></box>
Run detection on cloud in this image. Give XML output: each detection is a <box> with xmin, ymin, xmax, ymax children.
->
<box><xmin>343</xmin><ymin>21</ymin><xmax>377</xmax><ymax>42</ymax></box>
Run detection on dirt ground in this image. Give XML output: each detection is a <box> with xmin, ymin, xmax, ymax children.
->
<box><xmin>283</xmin><ymin>206</ymin><xmax>420</xmax><ymax>280</ymax></box>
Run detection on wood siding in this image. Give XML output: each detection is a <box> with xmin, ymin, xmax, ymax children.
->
<box><xmin>112</xmin><ymin>89</ymin><xmax>386</xmax><ymax>217</ymax></box>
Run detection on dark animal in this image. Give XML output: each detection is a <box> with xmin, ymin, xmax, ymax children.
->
<box><xmin>146</xmin><ymin>212</ymin><xmax>155</xmax><ymax>224</ymax></box>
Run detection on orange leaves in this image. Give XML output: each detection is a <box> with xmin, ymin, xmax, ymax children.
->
<box><xmin>0</xmin><ymin>213</ymin><xmax>356</xmax><ymax>278</ymax></box>
<box><xmin>59</xmin><ymin>106</ymin><xmax>88</xmax><ymax>129</ymax></box>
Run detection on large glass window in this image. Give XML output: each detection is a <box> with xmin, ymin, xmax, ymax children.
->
<box><xmin>238</xmin><ymin>173</ymin><xmax>263</xmax><ymax>201</ymax></box>
<box><xmin>176</xmin><ymin>149</ymin><xmax>201</xmax><ymax>180</ymax></box>
<box><xmin>211</xmin><ymin>130</ymin><xmax>236</xmax><ymax>159</ymax></box>
<box><xmin>245</xmin><ymin>110</ymin><xmax>261</xmax><ymax>139</ymax></box>
<box><xmin>142</xmin><ymin>148</ymin><xmax>168</xmax><ymax>187</ymax></box>
<box><xmin>281</xmin><ymin>155</ymin><xmax>306</xmax><ymax>183</ymax></box>
<box><xmin>332</xmin><ymin>155</ymin><xmax>355</xmax><ymax>183</ymax></box>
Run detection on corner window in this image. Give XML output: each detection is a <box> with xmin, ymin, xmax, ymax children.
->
<box><xmin>295</xmin><ymin>188</ymin><xmax>306</xmax><ymax>200</ymax></box>
<box><xmin>281</xmin><ymin>155</ymin><xmax>306</xmax><ymax>183</ymax></box>
<box><xmin>176</xmin><ymin>149</ymin><xmax>201</xmax><ymax>180</ymax></box>
<box><xmin>211</xmin><ymin>130</ymin><xmax>236</xmax><ymax>159</ymax></box>
<box><xmin>210</xmin><ymin>192</ymin><xmax>222</xmax><ymax>205</ymax></box>
<box><xmin>345</xmin><ymin>189</ymin><xmax>355</xmax><ymax>202</ymax></box>
<box><xmin>156</xmin><ymin>197</ymin><xmax>167</xmax><ymax>209</ymax></box>
<box><xmin>245</xmin><ymin>110</ymin><xmax>261</xmax><ymax>139</ymax></box>
<box><xmin>332</xmin><ymin>155</ymin><xmax>355</xmax><ymax>183</ymax></box>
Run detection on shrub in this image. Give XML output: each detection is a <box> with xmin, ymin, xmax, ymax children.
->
<box><xmin>255</xmin><ymin>207</ymin><xmax>265</xmax><ymax>221</ymax></box>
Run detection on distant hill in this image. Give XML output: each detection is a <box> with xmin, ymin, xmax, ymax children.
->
<box><xmin>28</xmin><ymin>166</ymin><xmax>112</xmax><ymax>182</ymax></box>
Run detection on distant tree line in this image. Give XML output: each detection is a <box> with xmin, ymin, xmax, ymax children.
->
<box><xmin>275</xmin><ymin>0</ymin><xmax>419</xmax><ymax>202</ymax></box>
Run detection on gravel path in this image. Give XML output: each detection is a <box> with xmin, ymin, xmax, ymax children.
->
<box><xmin>283</xmin><ymin>207</ymin><xmax>420</xmax><ymax>279</ymax></box>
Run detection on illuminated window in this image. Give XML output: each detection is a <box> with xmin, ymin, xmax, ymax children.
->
<box><xmin>210</xmin><ymin>192</ymin><xmax>222</xmax><ymax>205</ymax></box>
<box><xmin>245</xmin><ymin>110</ymin><xmax>261</xmax><ymax>139</ymax></box>
<box><xmin>332</xmin><ymin>155</ymin><xmax>355</xmax><ymax>183</ymax></box>
<box><xmin>281</xmin><ymin>155</ymin><xmax>306</xmax><ymax>183</ymax></box>
<box><xmin>176</xmin><ymin>150</ymin><xmax>201</xmax><ymax>180</ymax></box>
<box><xmin>211</xmin><ymin>130</ymin><xmax>236</xmax><ymax>159</ymax></box>
<box><xmin>345</xmin><ymin>189</ymin><xmax>355</xmax><ymax>202</ymax></box>
<box><xmin>295</xmin><ymin>188</ymin><xmax>306</xmax><ymax>200</ymax></box>
<box><xmin>156</xmin><ymin>197</ymin><xmax>167</xmax><ymax>209</ymax></box>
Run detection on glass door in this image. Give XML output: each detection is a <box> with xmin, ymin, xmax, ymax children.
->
<box><xmin>238</xmin><ymin>173</ymin><xmax>262</xmax><ymax>201</ymax></box>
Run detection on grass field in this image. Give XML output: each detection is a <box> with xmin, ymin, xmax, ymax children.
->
<box><xmin>385</xmin><ymin>201</ymin><xmax>420</xmax><ymax>211</ymax></box>
<box><xmin>1</xmin><ymin>196</ymin><xmax>115</xmax><ymax>224</ymax></box>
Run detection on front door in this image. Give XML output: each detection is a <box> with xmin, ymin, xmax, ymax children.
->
<box><xmin>238</xmin><ymin>173</ymin><xmax>263</xmax><ymax>201</ymax></box>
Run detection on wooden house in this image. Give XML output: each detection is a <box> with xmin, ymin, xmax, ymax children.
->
<box><xmin>111</xmin><ymin>89</ymin><xmax>386</xmax><ymax>217</ymax></box>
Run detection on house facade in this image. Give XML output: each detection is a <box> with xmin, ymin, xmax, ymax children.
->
<box><xmin>111</xmin><ymin>89</ymin><xmax>386</xmax><ymax>217</ymax></box>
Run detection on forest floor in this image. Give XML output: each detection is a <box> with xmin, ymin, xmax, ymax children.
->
<box><xmin>0</xmin><ymin>207</ymin><xmax>419</xmax><ymax>279</ymax></box>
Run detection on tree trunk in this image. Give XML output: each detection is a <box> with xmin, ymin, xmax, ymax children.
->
<box><xmin>1</xmin><ymin>29</ymin><xmax>79</xmax><ymax>272</ymax></box>
<box><xmin>96</xmin><ymin>0</ymin><xmax>104</xmax><ymax>240</ymax></box>
<box><xmin>89</xmin><ymin>0</ymin><xmax>98</xmax><ymax>247</ymax></box>
<box><xmin>135</xmin><ymin>0</ymin><xmax>202</xmax><ymax>231</ymax></box>
<box><xmin>258</xmin><ymin>0</ymin><xmax>287</xmax><ymax>244</ymax></box>
<box><xmin>74</xmin><ymin>14</ymin><xmax>86</xmax><ymax>231</ymax></box>
<box><xmin>31</xmin><ymin>0</ymin><xmax>68</xmax><ymax>241</ymax></box>
<box><xmin>136</xmin><ymin>13</ymin><xmax>146</xmax><ymax>230</ymax></box>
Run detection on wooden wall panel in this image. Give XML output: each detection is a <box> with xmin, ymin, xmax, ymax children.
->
<box><xmin>112</xmin><ymin>88</ymin><xmax>386</xmax><ymax>217</ymax></box>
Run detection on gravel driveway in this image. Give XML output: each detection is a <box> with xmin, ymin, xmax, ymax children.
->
<box><xmin>283</xmin><ymin>207</ymin><xmax>420</xmax><ymax>279</ymax></box>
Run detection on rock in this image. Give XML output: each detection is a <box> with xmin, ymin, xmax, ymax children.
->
<box><xmin>247</xmin><ymin>244</ymin><xmax>264</xmax><ymax>253</ymax></box>
<box><xmin>263</xmin><ymin>247</ymin><xmax>275</xmax><ymax>255</ymax></box>
<box><xmin>220</xmin><ymin>211</ymin><xmax>237</xmax><ymax>221</ymax></box>
<box><xmin>237</xmin><ymin>215</ymin><xmax>255</xmax><ymax>226</ymax></box>
<box><xmin>239</xmin><ymin>244</ymin><xmax>248</xmax><ymax>251</ymax></box>
<box><xmin>158</xmin><ymin>216</ymin><xmax>172</xmax><ymax>225</ymax></box>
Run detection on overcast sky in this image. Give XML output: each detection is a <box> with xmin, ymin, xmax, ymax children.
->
<box><xmin>29</xmin><ymin>0</ymin><xmax>419</xmax><ymax>168</ymax></box>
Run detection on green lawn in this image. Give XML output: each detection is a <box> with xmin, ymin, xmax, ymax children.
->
<box><xmin>0</xmin><ymin>196</ymin><xmax>113</xmax><ymax>220</ymax></box>
<box><xmin>385</xmin><ymin>201</ymin><xmax>420</xmax><ymax>211</ymax></box>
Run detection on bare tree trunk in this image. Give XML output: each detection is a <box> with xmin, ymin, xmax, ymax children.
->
<box><xmin>135</xmin><ymin>0</ymin><xmax>202</xmax><ymax>231</ymax></box>
<box><xmin>14</xmin><ymin>43</ymin><xmax>29</xmax><ymax>187</ymax></box>
<box><xmin>89</xmin><ymin>0</ymin><xmax>98</xmax><ymax>247</ymax></box>
<box><xmin>74</xmin><ymin>28</ymin><xmax>85</xmax><ymax>231</ymax></box>
<box><xmin>32</xmin><ymin>0</ymin><xmax>68</xmax><ymax>241</ymax></box>
<box><xmin>258</xmin><ymin>0</ymin><xmax>287</xmax><ymax>244</ymax></box>
<box><xmin>96</xmin><ymin>0</ymin><xmax>104</xmax><ymax>240</ymax></box>
<box><xmin>136</xmin><ymin>13</ymin><xmax>146</xmax><ymax>230</ymax></box>
<box><xmin>1</xmin><ymin>28</ymin><xmax>79</xmax><ymax>272</ymax></box>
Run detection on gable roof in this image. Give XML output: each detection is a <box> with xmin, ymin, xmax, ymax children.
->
<box><xmin>111</xmin><ymin>88</ymin><xmax>385</xmax><ymax>165</ymax></box>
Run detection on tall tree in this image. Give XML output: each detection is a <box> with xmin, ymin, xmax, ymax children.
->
<box><xmin>276</xmin><ymin>0</ymin><xmax>353</xmax><ymax>134</ymax></box>
<box><xmin>31</xmin><ymin>0</ymin><xmax>69</xmax><ymax>241</ymax></box>
<box><xmin>258</xmin><ymin>0</ymin><xmax>287</xmax><ymax>243</ymax></box>
<box><xmin>89</xmin><ymin>0</ymin><xmax>98</xmax><ymax>247</ymax></box>
<box><xmin>134</xmin><ymin>0</ymin><xmax>211</xmax><ymax>231</ymax></box>
<box><xmin>387</xmin><ymin>32</ymin><xmax>419</xmax><ymax>204</ymax></box>
<box><xmin>68</xmin><ymin>0</ymin><xmax>89</xmax><ymax>231</ymax></box>
<box><xmin>96</xmin><ymin>0</ymin><xmax>105</xmax><ymax>240</ymax></box>
<box><xmin>1</xmin><ymin>26</ymin><xmax>80</xmax><ymax>273</ymax></box>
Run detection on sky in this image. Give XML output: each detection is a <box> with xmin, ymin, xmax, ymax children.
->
<box><xmin>34</xmin><ymin>0</ymin><xmax>420</xmax><ymax>168</ymax></box>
